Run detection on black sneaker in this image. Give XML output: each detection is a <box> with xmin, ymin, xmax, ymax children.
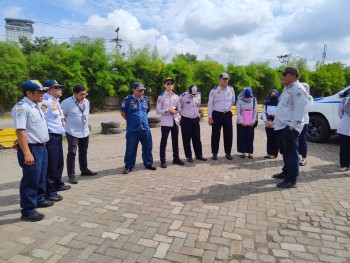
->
<box><xmin>69</xmin><ymin>175</ymin><xmax>78</xmax><ymax>184</ymax></box>
<box><xmin>145</xmin><ymin>166</ymin><xmax>157</xmax><ymax>171</ymax></box>
<box><xmin>173</xmin><ymin>159</ymin><xmax>185</xmax><ymax>165</ymax></box>
<box><xmin>196</xmin><ymin>156</ymin><xmax>207</xmax><ymax>161</ymax></box>
<box><xmin>21</xmin><ymin>211</ymin><xmax>45</xmax><ymax>222</ymax></box>
<box><xmin>272</xmin><ymin>172</ymin><xmax>287</xmax><ymax>179</ymax></box>
<box><xmin>211</xmin><ymin>154</ymin><xmax>218</xmax><ymax>160</ymax></box>
<box><xmin>37</xmin><ymin>200</ymin><xmax>55</xmax><ymax>208</ymax></box>
<box><xmin>187</xmin><ymin>157</ymin><xmax>194</xmax><ymax>163</ymax></box>
<box><xmin>123</xmin><ymin>168</ymin><xmax>131</xmax><ymax>174</ymax></box>
<box><xmin>225</xmin><ymin>154</ymin><xmax>233</xmax><ymax>160</ymax></box>
<box><xmin>277</xmin><ymin>180</ymin><xmax>296</xmax><ymax>188</ymax></box>
<box><xmin>81</xmin><ymin>169</ymin><xmax>98</xmax><ymax>176</ymax></box>
<box><xmin>161</xmin><ymin>162</ymin><xmax>167</xmax><ymax>168</ymax></box>
<box><xmin>46</xmin><ymin>194</ymin><xmax>63</xmax><ymax>202</ymax></box>
<box><xmin>57</xmin><ymin>185</ymin><xmax>71</xmax><ymax>191</ymax></box>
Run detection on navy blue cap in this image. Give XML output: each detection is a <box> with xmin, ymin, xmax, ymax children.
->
<box><xmin>219</xmin><ymin>72</ymin><xmax>229</xmax><ymax>79</ymax></box>
<box><xmin>132</xmin><ymin>82</ymin><xmax>146</xmax><ymax>90</ymax></box>
<box><xmin>43</xmin><ymin>79</ymin><xmax>64</xmax><ymax>88</ymax></box>
<box><xmin>22</xmin><ymin>80</ymin><xmax>47</xmax><ymax>91</ymax></box>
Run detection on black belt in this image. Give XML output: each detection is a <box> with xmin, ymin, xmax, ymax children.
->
<box><xmin>213</xmin><ymin>110</ymin><xmax>231</xmax><ymax>114</ymax></box>
<box><xmin>49</xmin><ymin>133</ymin><xmax>63</xmax><ymax>136</ymax></box>
<box><xmin>28</xmin><ymin>143</ymin><xmax>46</xmax><ymax>146</ymax></box>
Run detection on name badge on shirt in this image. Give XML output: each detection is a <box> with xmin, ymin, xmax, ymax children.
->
<box><xmin>82</xmin><ymin>115</ymin><xmax>87</xmax><ymax>123</ymax></box>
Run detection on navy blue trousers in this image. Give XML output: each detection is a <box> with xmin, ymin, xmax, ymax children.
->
<box><xmin>46</xmin><ymin>134</ymin><xmax>64</xmax><ymax>197</ymax></box>
<box><xmin>237</xmin><ymin>124</ymin><xmax>255</xmax><ymax>154</ymax></box>
<box><xmin>66</xmin><ymin>133</ymin><xmax>89</xmax><ymax>175</ymax></box>
<box><xmin>265</xmin><ymin>127</ymin><xmax>279</xmax><ymax>156</ymax></box>
<box><xmin>278</xmin><ymin>126</ymin><xmax>300</xmax><ymax>183</ymax></box>
<box><xmin>298</xmin><ymin>124</ymin><xmax>308</xmax><ymax>158</ymax></box>
<box><xmin>180</xmin><ymin>116</ymin><xmax>203</xmax><ymax>159</ymax></box>
<box><xmin>339</xmin><ymin>134</ymin><xmax>350</xmax><ymax>168</ymax></box>
<box><xmin>211</xmin><ymin>111</ymin><xmax>233</xmax><ymax>155</ymax></box>
<box><xmin>17</xmin><ymin>145</ymin><xmax>47</xmax><ymax>216</ymax></box>
<box><xmin>124</xmin><ymin>130</ymin><xmax>153</xmax><ymax>169</ymax></box>
<box><xmin>160</xmin><ymin>121</ymin><xmax>180</xmax><ymax>162</ymax></box>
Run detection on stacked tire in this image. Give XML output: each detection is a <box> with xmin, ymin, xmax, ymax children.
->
<box><xmin>148</xmin><ymin>116</ymin><xmax>161</xmax><ymax>128</ymax></box>
<box><xmin>101</xmin><ymin>122</ymin><xmax>122</xmax><ymax>134</ymax></box>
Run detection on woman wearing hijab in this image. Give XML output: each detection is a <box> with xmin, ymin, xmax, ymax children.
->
<box><xmin>337</xmin><ymin>95</ymin><xmax>350</xmax><ymax>172</ymax></box>
<box><xmin>262</xmin><ymin>89</ymin><xmax>280</xmax><ymax>159</ymax></box>
<box><xmin>236</xmin><ymin>87</ymin><xmax>258</xmax><ymax>158</ymax></box>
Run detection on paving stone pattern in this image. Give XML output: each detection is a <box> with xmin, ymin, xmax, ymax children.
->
<box><xmin>1</xmin><ymin>113</ymin><xmax>350</xmax><ymax>262</ymax></box>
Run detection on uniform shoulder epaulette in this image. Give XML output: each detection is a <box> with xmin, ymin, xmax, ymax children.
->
<box><xmin>159</xmin><ymin>92</ymin><xmax>165</xmax><ymax>97</ymax></box>
<box><xmin>143</xmin><ymin>96</ymin><xmax>149</xmax><ymax>100</ymax></box>
<box><xmin>180</xmin><ymin>92</ymin><xmax>186</xmax><ymax>97</ymax></box>
<box><xmin>197</xmin><ymin>92</ymin><xmax>201</xmax><ymax>95</ymax></box>
<box><xmin>212</xmin><ymin>86</ymin><xmax>218</xmax><ymax>91</ymax></box>
<box><xmin>16</xmin><ymin>100</ymin><xmax>24</xmax><ymax>106</ymax></box>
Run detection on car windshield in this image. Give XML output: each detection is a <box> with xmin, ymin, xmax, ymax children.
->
<box><xmin>338</xmin><ymin>86</ymin><xmax>350</xmax><ymax>98</ymax></box>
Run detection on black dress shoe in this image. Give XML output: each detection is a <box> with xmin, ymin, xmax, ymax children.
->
<box><xmin>81</xmin><ymin>169</ymin><xmax>98</xmax><ymax>176</ymax></box>
<box><xmin>46</xmin><ymin>194</ymin><xmax>63</xmax><ymax>202</ymax></box>
<box><xmin>21</xmin><ymin>211</ymin><xmax>45</xmax><ymax>222</ymax></box>
<box><xmin>277</xmin><ymin>180</ymin><xmax>296</xmax><ymax>188</ymax></box>
<box><xmin>272</xmin><ymin>172</ymin><xmax>287</xmax><ymax>179</ymax></box>
<box><xmin>211</xmin><ymin>154</ymin><xmax>218</xmax><ymax>160</ymax></box>
<box><xmin>225</xmin><ymin>154</ymin><xmax>233</xmax><ymax>160</ymax></box>
<box><xmin>145</xmin><ymin>166</ymin><xmax>157</xmax><ymax>170</ymax></box>
<box><xmin>173</xmin><ymin>159</ymin><xmax>185</xmax><ymax>165</ymax></box>
<box><xmin>58</xmin><ymin>185</ymin><xmax>71</xmax><ymax>191</ymax></box>
<box><xmin>187</xmin><ymin>158</ymin><xmax>194</xmax><ymax>163</ymax></box>
<box><xmin>123</xmin><ymin>168</ymin><xmax>131</xmax><ymax>174</ymax></box>
<box><xmin>196</xmin><ymin>156</ymin><xmax>207</xmax><ymax>161</ymax></box>
<box><xmin>37</xmin><ymin>200</ymin><xmax>55</xmax><ymax>208</ymax></box>
<box><xmin>161</xmin><ymin>162</ymin><xmax>167</xmax><ymax>168</ymax></box>
<box><xmin>68</xmin><ymin>175</ymin><xmax>78</xmax><ymax>184</ymax></box>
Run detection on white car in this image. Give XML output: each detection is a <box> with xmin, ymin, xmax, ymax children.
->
<box><xmin>307</xmin><ymin>85</ymin><xmax>350</xmax><ymax>142</ymax></box>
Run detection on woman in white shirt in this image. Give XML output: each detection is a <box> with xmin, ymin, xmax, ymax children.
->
<box><xmin>236</xmin><ymin>88</ymin><xmax>258</xmax><ymax>158</ymax></box>
<box><xmin>337</xmin><ymin>96</ymin><xmax>350</xmax><ymax>172</ymax></box>
<box><xmin>261</xmin><ymin>89</ymin><xmax>280</xmax><ymax>159</ymax></box>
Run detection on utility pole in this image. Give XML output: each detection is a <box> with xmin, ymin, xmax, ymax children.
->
<box><xmin>277</xmin><ymin>54</ymin><xmax>290</xmax><ymax>64</ymax></box>
<box><xmin>321</xmin><ymin>44</ymin><xmax>327</xmax><ymax>65</ymax></box>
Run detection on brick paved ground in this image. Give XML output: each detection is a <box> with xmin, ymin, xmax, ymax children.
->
<box><xmin>1</xmin><ymin>112</ymin><xmax>350</xmax><ymax>263</ymax></box>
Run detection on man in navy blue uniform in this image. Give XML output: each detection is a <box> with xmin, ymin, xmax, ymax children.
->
<box><xmin>120</xmin><ymin>82</ymin><xmax>157</xmax><ymax>174</ymax></box>
<box><xmin>11</xmin><ymin>80</ymin><xmax>54</xmax><ymax>222</ymax></box>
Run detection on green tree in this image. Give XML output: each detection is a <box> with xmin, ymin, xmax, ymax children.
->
<box><xmin>0</xmin><ymin>41</ymin><xmax>29</xmax><ymax>110</ymax></box>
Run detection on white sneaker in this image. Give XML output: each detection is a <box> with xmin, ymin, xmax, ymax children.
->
<box><xmin>338</xmin><ymin>167</ymin><xmax>349</xmax><ymax>172</ymax></box>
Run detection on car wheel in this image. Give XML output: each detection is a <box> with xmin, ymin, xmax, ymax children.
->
<box><xmin>307</xmin><ymin>115</ymin><xmax>330</xmax><ymax>143</ymax></box>
<box><xmin>101</xmin><ymin>122</ymin><xmax>120</xmax><ymax>128</ymax></box>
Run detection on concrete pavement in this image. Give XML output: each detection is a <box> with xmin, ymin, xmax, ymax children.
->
<box><xmin>0</xmin><ymin>112</ymin><xmax>350</xmax><ymax>263</ymax></box>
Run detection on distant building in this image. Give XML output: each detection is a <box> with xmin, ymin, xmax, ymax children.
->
<box><xmin>5</xmin><ymin>18</ymin><xmax>34</xmax><ymax>42</ymax></box>
<box><xmin>70</xmin><ymin>35</ymin><xmax>89</xmax><ymax>45</ymax></box>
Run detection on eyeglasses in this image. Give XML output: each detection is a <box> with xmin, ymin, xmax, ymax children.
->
<box><xmin>166</xmin><ymin>83</ymin><xmax>174</xmax><ymax>86</ymax></box>
<box><xmin>50</xmin><ymin>86</ymin><xmax>62</xmax><ymax>90</ymax></box>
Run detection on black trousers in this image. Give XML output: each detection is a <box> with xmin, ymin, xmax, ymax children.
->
<box><xmin>211</xmin><ymin>111</ymin><xmax>233</xmax><ymax>155</ymax></box>
<box><xmin>265</xmin><ymin>127</ymin><xmax>279</xmax><ymax>156</ymax></box>
<box><xmin>298</xmin><ymin>124</ymin><xmax>308</xmax><ymax>158</ymax></box>
<box><xmin>66</xmin><ymin>133</ymin><xmax>89</xmax><ymax>176</ymax></box>
<box><xmin>180</xmin><ymin>116</ymin><xmax>203</xmax><ymax>158</ymax></box>
<box><xmin>160</xmin><ymin>121</ymin><xmax>180</xmax><ymax>162</ymax></box>
<box><xmin>339</xmin><ymin>134</ymin><xmax>350</xmax><ymax>168</ymax></box>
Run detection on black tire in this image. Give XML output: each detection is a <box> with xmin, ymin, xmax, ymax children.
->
<box><xmin>307</xmin><ymin>115</ymin><xmax>330</xmax><ymax>143</ymax></box>
<box><xmin>101</xmin><ymin>122</ymin><xmax>120</xmax><ymax>128</ymax></box>
<box><xmin>101</xmin><ymin>127</ymin><xmax>122</xmax><ymax>134</ymax></box>
<box><xmin>148</xmin><ymin>116</ymin><xmax>161</xmax><ymax>123</ymax></box>
<box><xmin>149</xmin><ymin>122</ymin><xmax>161</xmax><ymax>128</ymax></box>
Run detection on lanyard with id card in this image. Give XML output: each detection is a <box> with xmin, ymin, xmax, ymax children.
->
<box><xmin>74</xmin><ymin>98</ymin><xmax>87</xmax><ymax>124</ymax></box>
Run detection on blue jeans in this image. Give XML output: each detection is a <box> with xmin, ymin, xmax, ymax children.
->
<box><xmin>124</xmin><ymin>130</ymin><xmax>153</xmax><ymax>169</ymax></box>
<box><xmin>17</xmin><ymin>145</ymin><xmax>48</xmax><ymax>216</ymax></box>
<box><xmin>278</xmin><ymin>126</ymin><xmax>300</xmax><ymax>183</ymax></box>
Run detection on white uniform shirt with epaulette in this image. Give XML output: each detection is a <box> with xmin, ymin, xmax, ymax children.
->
<box><xmin>274</xmin><ymin>80</ymin><xmax>308</xmax><ymax>133</ymax></box>
<box><xmin>11</xmin><ymin>97</ymin><xmax>49</xmax><ymax>144</ymax></box>
<box><xmin>156</xmin><ymin>91</ymin><xmax>182</xmax><ymax>127</ymax></box>
<box><xmin>207</xmin><ymin>85</ymin><xmax>235</xmax><ymax>118</ymax></box>
<box><xmin>40</xmin><ymin>93</ymin><xmax>65</xmax><ymax>135</ymax></box>
<box><xmin>180</xmin><ymin>92</ymin><xmax>201</xmax><ymax>119</ymax></box>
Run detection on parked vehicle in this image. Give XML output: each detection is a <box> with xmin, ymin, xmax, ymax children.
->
<box><xmin>307</xmin><ymin>86</ymin><xmax>350</xmax><ymax>142</ymax></box>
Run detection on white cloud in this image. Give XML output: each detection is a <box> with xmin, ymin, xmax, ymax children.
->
<box><xmin>2</xmin><ymin>6</ymin><xmax>22</xmax><ymax>18</ymax></box>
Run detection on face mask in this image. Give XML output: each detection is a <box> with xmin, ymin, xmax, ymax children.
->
<box><xmin>191</xmin><ymin>87</ymin><xmax>198</xmax><ymax>95</ymax></box>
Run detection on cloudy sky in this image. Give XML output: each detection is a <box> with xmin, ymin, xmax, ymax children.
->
<box><xmin>1</xmin><ymin>0</ymin><xmax>349</xmax><ymax>68</ymax></box>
